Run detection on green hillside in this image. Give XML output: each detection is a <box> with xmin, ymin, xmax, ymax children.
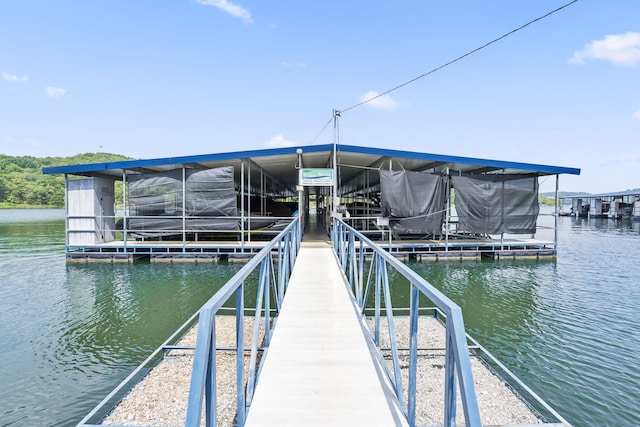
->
<box><xmin>0</xmin><ymin>153</ymin><xmax>132</xmax><ymax>208</ymax></box>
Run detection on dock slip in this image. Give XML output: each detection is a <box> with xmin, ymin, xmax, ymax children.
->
<box><xmin>244</xmin><ymin>241</ymin><xmax>407</xmax><ymax>427</ymax></box>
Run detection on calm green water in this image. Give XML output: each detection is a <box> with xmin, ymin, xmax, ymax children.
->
<box><xmin>1</xmin><ymin>209</ymin><xmax>639</xmax><ymax>426</ymax></box>
<box><xmin>0</xmin><ymin>210</ymin><xmax>242</xmax><ymax>427</ymax></box>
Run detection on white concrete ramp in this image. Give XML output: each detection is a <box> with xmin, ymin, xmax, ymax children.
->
<box><xmin>244</xmin><ymin>242</ymin><xmax>408</xmax><ymax>427</ymax></box>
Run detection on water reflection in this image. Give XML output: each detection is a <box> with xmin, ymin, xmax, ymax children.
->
<box><xmin>59</xmin><ymin>263</ymin><xmax>243</xmax><ymax>368</ymax></box>
<box><xmin>0</xmin><ymin>213</ymin><xmax>243</xmax><ymax>426</ymax></box>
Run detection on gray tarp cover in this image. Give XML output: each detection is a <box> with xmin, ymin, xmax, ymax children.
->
<box><xmin>379</xmin><ymin>170</ymin><xmax>446</xmax><ymax>234</ymax></box>
<box><xmin>451</xmin><ymin>173</ymin><xmax>539</xmax><ymax>235</ymax></box>
<box><xmin>126</xmin><ymin>167</ymin><xmax>238</xmax><ymax>237</ymax></box>
<box><xmin>128</xmin><ymin>170</ymin><xmax>182</xmax><ymax>215</ymax></box>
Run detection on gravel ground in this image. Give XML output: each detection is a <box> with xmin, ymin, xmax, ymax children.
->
<box><xmin>101</xmin><ymin>316</ymin><xmax>543</xmax><ymax>427</ymax></box>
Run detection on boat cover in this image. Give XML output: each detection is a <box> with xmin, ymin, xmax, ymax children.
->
<box><xmin>379</xmin><ymin>170</ymin><xmax>446</xmax><ymax>234</ymax></box>
<box><xmin>126</xmin><ymin>166</ymin><xmax>239</xmax><ymax>237</ymax></box>
<box><xmin>451</xmin><ymin>173</ymin><xmax>539</xmax><ymax>234</ymax></box>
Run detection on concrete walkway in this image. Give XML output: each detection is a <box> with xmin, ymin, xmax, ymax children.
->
<box><xmin>244</xmin><ymin>242</ymin><xmax>408</xmax><ymax>427</ymax></box>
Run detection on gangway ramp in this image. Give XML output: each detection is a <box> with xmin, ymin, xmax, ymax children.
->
<box><xmin>244</xmin><ymin>241</ymin><xmax>409</xmax><ymax>427</ymax></box>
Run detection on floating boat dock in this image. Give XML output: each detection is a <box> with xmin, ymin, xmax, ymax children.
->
<box><xmin>560</xmin><ymin>190</ymin><xmax>640</xmax><ymax>220</ymax></box>
<box><xmin>46</xmin><ymin>144</ymin><xmax>578</xmax><ymax>426</ymax></box>
<box><xmin>43</xmin><ymin>143</ymin><xmax>580</xmax><ymax>262</ymax></box>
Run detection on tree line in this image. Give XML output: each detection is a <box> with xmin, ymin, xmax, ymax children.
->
<box><xmin>0</xmin><ymin>153</ymin><xmax>131</xmax><ymax>208</ymax></box>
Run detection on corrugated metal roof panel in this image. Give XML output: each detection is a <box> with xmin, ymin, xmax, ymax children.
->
<box><xmin>42</xmin><ymin>143</ymin><xmax>581</xmax><ymax>190</ymax></box>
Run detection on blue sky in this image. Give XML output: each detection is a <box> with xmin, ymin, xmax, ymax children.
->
<box><xmin>1</xmin><ymin>0</ymin><xmax>639</xmax><ymax>193</ymax></box>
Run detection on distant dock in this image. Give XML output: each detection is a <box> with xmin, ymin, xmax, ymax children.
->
<box><xmin>560</xmin><ymin>190</ymin><xmax>640</xmax><ymax>220</ymax></box>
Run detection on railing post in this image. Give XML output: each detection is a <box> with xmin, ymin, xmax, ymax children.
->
<box><xmin>205</xmin><ymin>318</ymin><xmax>217</xmax><ymax>427</ymax></box>
<box><xmin>449</xmin><ymin>307</ymin><xmax>482</xmax><ymax>427</ymax></box>
<box><xmin>262</xmin><ymin>258</ymin><xmax>271</xmax><ymax>346</ymax></box>
<box><xmin>381</xmin><ymin>259</ymin><xmax>404</xmax><ymax>407</ymax></box>
<box><xmin>348</xmin><ymin>230</ymin><xmax>356</xmax><ymax>286</ymax></box>
<box><xmin>374</xmin><ymin>254</ymin><xmax>381</xmax><ymax>346</ymax></box>
<box><xmin>332</xmin><ymin>219</ymin><xmax>484</xmax><ymax>427</ymax></box>
<box><xmin>185</xmin><ymin>309</ymin><xmax>215</xmax><ymax>427</ymax></box>
<box><xmin>277</xmin><ymin>239</ymin><xmax>284</xmax><ymax>306</ymax></box>
<box><xmin>236</xmin><ymin>285</ymin><xmax>245</xmax><ymax>427</ymax></box>
<box><xmin>444</xmin><ymin>322</ymin><xmax>457</xmax><ymax>427</ymax></box>
<box><xmin>358</xmin><ymin>239</ymin><xmax>364</xmax><ymax>307</ymax></box>
<box><xmin>408</xmin><ymin>284</ymin><xmax>419</xmax><ymax>427</ymax></box>
<box><xmin>246</xmin><ymin>261</ymin><xmax>267</xmax><ymax>408</ymax></box>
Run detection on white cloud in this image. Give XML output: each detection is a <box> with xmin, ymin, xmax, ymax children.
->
<box><xmin>2</xmin><ymin>72</ymin><xmax>28</xmax><ymax>83</ymax></box>
<box><xmin>282</xmin><ymin>62</ymin><xmax>307</xmax><ymax>68</ymax></box>
<box><xmin>46</xmin><ymin>86</ymin><xmax>67</xmax><ymax>98</ymax></box>
<box><xmin>358</xmin><ymin>91</ymin><xmax>401</xmax><ymax>110</ymax></box>
<box><xmin>633</xmin><ymin>110</ymin><xmax>640</xmax><ymax>121</ymax></box>
<box><xmin>265</xmin><ymin>134</ymin><xmax>295</xmax><ymax>148</ymax></box>
<box><xmin>570</xmin><ymin>32</ymin><xmax>640</xmax><ymax>66</ymax></box>
<box><xmin>196</xmin><ymin>0</ymin><xmax>252</xmax><ymax>24</ymax></box>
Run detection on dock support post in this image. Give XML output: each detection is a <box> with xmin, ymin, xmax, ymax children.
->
<box><xmin>554</xmin><ymin>174</ymin><xmax>559</xmax><ymax>249</ymax></box>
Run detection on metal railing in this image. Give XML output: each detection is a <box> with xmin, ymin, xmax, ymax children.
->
<box><xmin>184</xmin><ymin>217</ymin><xmax>300</xmax><ymax>427</ymax></box>
<box><xmin>75</xmin><ymin>217</ymin><xmax>300</xmax><ymax>427</ymax></box>
<box><xmin>332</xmin><ymin>217</ymin><xmax>482</xmax><ymax>427</ymax></box>
<box><xmin>332</xmin><ymin>217</ymin><xmax>571</xmax><ymax>427</ymax></box>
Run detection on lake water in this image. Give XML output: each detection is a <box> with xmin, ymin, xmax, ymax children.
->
<box><xmin>1</xmin><ymin>209</ymin><xmax>639</xmax><ymax>426</ymax></box>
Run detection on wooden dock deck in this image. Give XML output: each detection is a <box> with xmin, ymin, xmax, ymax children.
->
<box><xmin>244</xmin><ymin>241</ymin><xmax>408</xmax><ymax>427</ymax></box>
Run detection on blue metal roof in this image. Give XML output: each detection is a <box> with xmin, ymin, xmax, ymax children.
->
<box><xmin>42</xmin><ymin>144</ymin><xmax>334</xmax><ymax>176</ymax></box>
<box><xmin>42</xmin><ymin>143</ymin><xmax>581</xmax><ymax>177</ymax></box>
<box><xmin>338</xmin><ymin>144</ymin><xmax>581</xmax><ymax>175</ymax></box>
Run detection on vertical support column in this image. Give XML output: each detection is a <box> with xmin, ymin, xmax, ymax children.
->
<box><xmin>332</xmin><ymin>111</ymin><xmax>340</xmax><ymax>225</ymax></box>
<box><xmin>260</xmin><ymin>168</ymin><xmax>265</xmax><ymax>215</ymax></box>
<box><xmin>64</xmin><ymin>174</ymin><xmax>69</xmax><ymax>251</ymax></box>
<box><xmin>445</xmin><ymin>168</ymin><xmax>450</xmax><ymax>252</ymax></box>
<box><xmin>241</xmin><ymin>160</ymin><xmax>245</xmax><ymax>250</ymax></box>
<box><xmin>296</xmin><ymin>148</ymin><xmax>304</xmax><ymax>239</ymax></box>
<box><xmin>182</xmin><ymin>166</ymin><xmax>187</xmax><ymax>252</ymax></box>
<box><xmin>122</xmin><ymin>170</ymin><xmax>128</xmax><ymax>252</ymax></box>
<box><xmin>554</xmin><ymin>174</ymin><xmax>559</xmax><ymax>250</ymax></box>
<box><xmin>500</xmin><ymin>176</ymin><xmax>505</xmax><ymax>251</ymax></box>
<box><xmin>247</xmin><ymin>160</ymin><xmax>252</xmax><ymax>242</ymax></box>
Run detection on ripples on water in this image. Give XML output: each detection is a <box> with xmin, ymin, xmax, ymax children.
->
<box><xmin>405</xmin><ymin>216</ymin><xmax>640</xmax><ymax>427</ymax></box>
<box><xmin>0</xmin><ymin>210</ymin><xmax>241</xmax><ymax>427</ymax></box>
<box><xmin>1</xmin><ymin>210</ymin><xmax>639</xmax><ymax>427</ymax></box>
